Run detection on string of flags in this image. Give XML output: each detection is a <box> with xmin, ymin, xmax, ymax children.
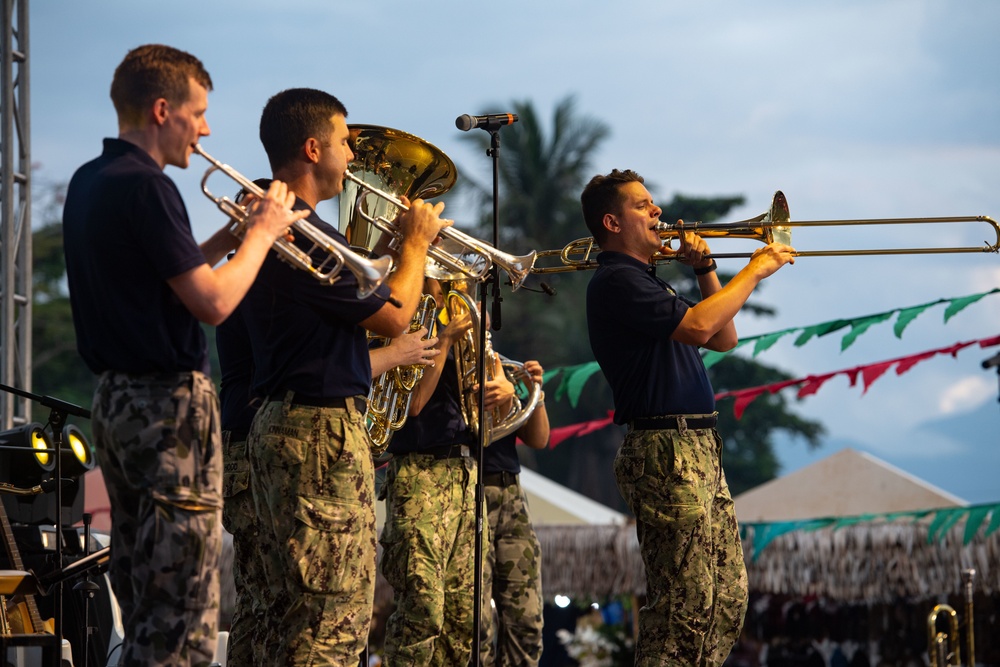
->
<box><xmin>529</xmin><ymin>288</ymin><xmax>999</xmax><ymax>446</ymax></box>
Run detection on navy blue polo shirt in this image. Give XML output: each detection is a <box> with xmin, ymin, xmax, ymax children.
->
<box><xmin>389</xmin><ymin>352</ymin><xmax>474</xmax><ymax>454</ymax></box>
<box><xmin>483</xmin><ymin>434</ymin><xmax>520</xmax><ymax>474</ymax></box>
<box><xmin>240</xmin><ymin>186</ymin><xmax>391</xmax><ymax>399</ymax></box>
<box><xmin>62</xmin><ymin>138</ymin><xmax>209</xmax><ymax>374</ymax></box>
<box><xmin>216</xmin><ymin>306</ymin><xmax>257</xmax><ymax>437</ymax></box>
<box><xmin>586</xmin><ymin>251</ymin><xmax>714</xmax><ymax>424</ymax></box>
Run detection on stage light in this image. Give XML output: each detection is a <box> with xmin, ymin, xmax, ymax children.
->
<box><xmin>0</xmin><ymin>422</ymin><xmax>93</xmax><ymax>526</ymax></box>
<box><xmin>0</xmin><ymin>423</ymin><xmax>55</xmax><ymax>483</ymax></box>
<box><xmin>59</xmin><ymin>424</ymin><xmax>95</xmax><ymax>478</ymax></box>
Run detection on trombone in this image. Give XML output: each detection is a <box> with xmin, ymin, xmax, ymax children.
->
<box><xmin>194</xmin><ymin>144</ymin><xmax>394</xmax><ymax>299</ymax></box>
<box><xmin>531</xmin><ymin>190</ymin><xmax>1000</xmax><ymax>273</ymax></box>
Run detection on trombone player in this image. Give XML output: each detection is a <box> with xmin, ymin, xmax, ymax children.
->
<box><xmin>582</xmin><ymin>169</ymin><xmax>795</xmax><ymax>666</ymax></box>
<box><xmin>224</xmin><ymin>88</ymin><xmax>450</xmax><ymax>666</ymax></box>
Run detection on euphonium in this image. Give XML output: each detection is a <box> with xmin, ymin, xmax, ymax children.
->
<box><xmin>366</xmin><ymin>294</ymin><xmax>439</xmax><ymax>454</ymax></box>
<box><xmin>493</xmin><ymin>354</ymin><xmax>543</xmax><ymax>443</ymax></box>
<box><xmin>445</xmin><ymin>287</ymin><xmax>541</xmax><ymax>442</ymax></box>
<box><xmin>194</xmin><ymin>144</ymin><xmax>393</xmax><ymax>297</ymax></box>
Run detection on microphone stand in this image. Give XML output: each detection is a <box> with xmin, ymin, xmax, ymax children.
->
<box><xmin>472</xmin><ymin>127</ymin><xmax>505</xmax><ymax>667</ymax></box>
<box><xmin>984</xmin><ymin>351</ymin><xmax>1000</xmax><ymax>406</ymax></box>
<box><xmin>0</xmin><ymin>381</ymin><xmax>91</xmax><ymax>655</ymax></box>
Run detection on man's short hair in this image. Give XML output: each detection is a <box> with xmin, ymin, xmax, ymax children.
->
<box><xmin>580</xmin><ymin>169</ymin><xmax>645</xmax><ymax>246</ymax></box>
<box><xmin>259</xmin><ymin>88</ymin><xmax>348</xmax><ymax>171</ymax></box>
<box><xmin>110</xmin><ymin>44</ymin><xmax>213</xmax><ymax>127</ymax></box>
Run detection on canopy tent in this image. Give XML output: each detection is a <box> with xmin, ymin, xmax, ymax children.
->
<box><xmin>732</xmin><ymin>447</ymin><xmax>966</xmax><ymax>523</ymax></box>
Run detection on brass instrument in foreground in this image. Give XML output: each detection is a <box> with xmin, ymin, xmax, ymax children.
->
<box><xmin>446</xmin><ymin>288</ymin><xmax>541</xmax><ymax>443</ymax></box>
<box><xmin>194</xmin><ymin>144</ymin><xmax>393</xmax><ymax>297</ymax></box>
<box><xmin>366</xmin><ymin>294</ymin><xmax>439</xmax><ymax>454</ymax></box>
<box><xmin>927</xmin><ymin>568</ymin><xmax>976</xmax><ymax>667</ymax></box>
<box><xmin>339</xmin><ymin>125</ymin><xmax>537</xmax><ymax>290</ymax></box>
<box><xmin>531</xmin><ymin>191</ymin><xmax>1000</xmax><ymax>273</ymax></box>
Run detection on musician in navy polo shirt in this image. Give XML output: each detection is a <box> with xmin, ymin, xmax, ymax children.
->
<box><xmin>582</xmin><ymin>169</ymin><xmax>795</xmax><ymax>667</ymax></box>
<box><xmin>62</xmin><ymin>44</ymin><xmax>304</xmax><ymax>667</ymax></box>
<box><xmin>235</xmin><ymin>88</ymin><xmax>448</xmax><ymax>666</ymax></box>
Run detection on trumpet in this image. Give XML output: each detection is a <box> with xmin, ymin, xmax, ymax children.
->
<box><xmin>339</xmin><ymin>125</ymin><xmax>537</xmax><ymax>290</ymax></box>
<box><xmin>531</xmin><ymin>191</ymin><xmax>1000</xmax><ymax>273</ymax></box>
<box><xmin>194</xmin><ymin>144</ymin><xmax>394</xmax><ymax>298</ymax></box>
<box><xmin>927</xmin><ymin>568</ymin><xmax>976</xmax><ymax>667</ymax></box>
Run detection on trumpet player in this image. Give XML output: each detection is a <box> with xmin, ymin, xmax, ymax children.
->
<box><xmin>62</xmin><ymin>44</ymin><xmax>306</xmax><ymax>667</ymax></box>
<box><xmin>581</xmin><ymin>169</ymin><xmax>795</xmax><ymax>667</ymax></box>
<box><xmin>380</xmin><ymin>278</ymin><xmax>515</xmax><ymax>666</ymax></box>
<box><xmin>226</xmin><ymin>88</ymin><xmax>450</xmax><ymax>666</ymax></box>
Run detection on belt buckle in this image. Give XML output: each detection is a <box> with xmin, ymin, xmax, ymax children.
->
<box><xmin>460</xmin><ymin>445</ymin><xmax>470</xmax><ymax>458</ymax></box>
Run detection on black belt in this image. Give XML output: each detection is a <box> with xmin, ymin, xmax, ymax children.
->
<box><xmin>222</xmin><ymin>429</ymin><xmax>249</xmax><ymax>444</ymax></box>
<box><xmin>273</xmin><ymin>392</ymin><xmax>367</xmax><ymax>412</ymax></box>
<box><xmin>411</xmin><ymin>444</ymin><xmax>473</xmax><ymax>460</ymax></box>
<box><xmin>482</xmin><ymin>471</ymin><xmax>518</xmax><ymax>487</ymax></box>
<box><xmin>629</xmin><ymin>414</ymin><xmax>717</xmax><ymax>431</ymax></box>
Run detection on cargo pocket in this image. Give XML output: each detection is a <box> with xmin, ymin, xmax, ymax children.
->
<box><xmin>292</xmin><ymin>494</ymin><xmax>371</xmax><ymax>596</ymax></box>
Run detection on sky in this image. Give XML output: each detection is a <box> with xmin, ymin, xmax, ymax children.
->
<box><xmin>23</xmin><ymin>0</ymin><xmax>1000</xmax><ymax>504</ymax></box>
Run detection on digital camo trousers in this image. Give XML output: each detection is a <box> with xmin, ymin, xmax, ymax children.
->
<box><xmin>248</xmin><ymin>397</ymin><xmax>376</xmax><ymax>667</ymax></box>
<box><xmin>380</xmin><ymin>453</ymin><xmax>480</xmax><ymax>667</ymax></box>
<box><xmin>479</xmin><ymin>478</ymin><xmax>544</xmax><ymax>667</ymax></box>
<box><xmin>221</xmin><ymin>432</ymin><xmax>267</xmax><ymax>667</ymax></box>
<box><xmin>613</xmin><ymin>419</ymin><xmax>748</xmax><ymax>667</ymax></box>
<box><xmin>91</xmin><ymin>370</ymin><xmax>223</xmax><ymax>667</ymax></box>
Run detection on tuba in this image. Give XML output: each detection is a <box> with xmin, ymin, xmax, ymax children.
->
<box><xmin>339</xmin><ymin>125</ymin><xmax>457</xmax><ymax>257</ymax></box>
<box><xmin>339</xmin><ymin>125</ymin><xmax>537</xmax><ymax>289</ymax></box>
<box><xmin>366</xmin><ymin>294</ymin><xmax>439</xmax><ymax>454</ymax></box>
<box><xmin>445</xmin><ymin>285</ymin><xmax>541</xmax><ymax>443</ymax></box>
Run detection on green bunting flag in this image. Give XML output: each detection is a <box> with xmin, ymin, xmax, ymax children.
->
<box><xmin>739</xmin><ymin>501</ymin><xmax>1000</xmax><ymax>560</ymax></box>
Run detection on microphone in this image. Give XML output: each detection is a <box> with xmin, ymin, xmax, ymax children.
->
<box><xmin>455</xmin><ymin>113</ymin><xmax>519</xmax><ymax>132</ymax></box>
<box><xmin>983</xmin><ymin>352</ymin><xmax>1000</xmax><ymax>369</ymax></box>
<box><xmin>540</xmin><ymin>282</ymin><xmax>556</xmax><ymax>297</ymax></box>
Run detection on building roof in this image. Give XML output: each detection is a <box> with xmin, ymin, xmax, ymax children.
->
<box><xmin>733</xmin><ymin>447</ymin><xmax>967</xmax><ymax>523</ymax></box>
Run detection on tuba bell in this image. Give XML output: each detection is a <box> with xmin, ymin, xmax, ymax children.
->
<box><xmin>339</xmin><ymin>125</ymin><xmax>537</xmax><ymax>289</ymax></box>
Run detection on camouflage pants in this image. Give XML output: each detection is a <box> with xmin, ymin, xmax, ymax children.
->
<box><xmin>248</xmin><ymin>394</ymin><xmax>376</xmax><ymax>667</ymax></box>
<box><xmin>480</xmin><ymin>475</ymin><xmax>544</xmax><ymax>667</ymax></box>
<box><xmin>91</xmin><ymin>370</ymin><xmax>223</xmax><ymax>667</ymax></box>
<box><xmin>379</xmin><ymin>451</ymin><xmax>480</xmax><ymax>667</ymax></box>
<box><xmin>613</xmin><ymin>416</ymin><xmax>748</xmax><ymax>667</ymax></box>
<box><xmin>221</xmin><ymin>432</ymin><xmax>268</xmax><ymax>667</ymax></box>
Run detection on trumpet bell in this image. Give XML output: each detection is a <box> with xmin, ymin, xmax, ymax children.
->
<box><xmin>339</xmin><ymin>125</ymin><xmax>457</xmax><ymax>256</ymax></box>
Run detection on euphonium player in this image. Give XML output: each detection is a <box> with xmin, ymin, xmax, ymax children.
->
<box><xmin>62</xmin><ymin>44</ymin><xmax>306</xmax><ymax>667</ymax></box>
<box><xmin>479</xmin><ymin>358</ymin><xmax>550</xmax><ymax>667</ymax></box>
<box><xmin>221</xmin><ymin>88</ymin><xmax>450</xmax><ymax>666</ymax></box>
<box><xmin>582</xmin><ymin>169</ymin><xmax>795</xmax><ymax>666</ymax></box>
<box><xmin>379</xmin><ymin>278</ymin><xmax>515</xmax><ymax>666</ymax></box>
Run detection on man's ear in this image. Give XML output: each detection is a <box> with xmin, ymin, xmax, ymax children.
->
<box><xmin>152</xmin><ymin>98</ymin><xmax>170</xmax><ymax>126</ymax></box>
<box><xmin>303</xmin><ymin>137</ymin><xmax>321</xmax><ymax>164</ymax></box>
<box><xmin>602</xmin><ymin>213</ymin><xmax>620</xmax><ymax>234</ymax></box>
